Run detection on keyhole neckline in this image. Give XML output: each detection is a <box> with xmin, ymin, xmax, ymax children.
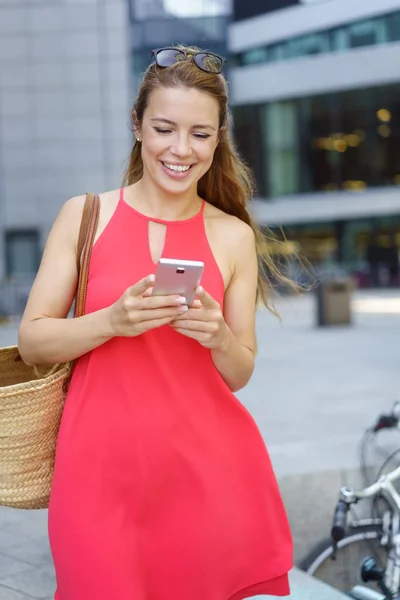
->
<box><xmin>120</xmin><ymin>187</ymin><xmax>205</xmax><ymax>226</ymax></box>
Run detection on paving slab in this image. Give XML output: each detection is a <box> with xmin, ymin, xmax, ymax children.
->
<box><xmin>0</xmin><ymin>289</ymin><xmax>398</xmax><ymax>597</ymax></box>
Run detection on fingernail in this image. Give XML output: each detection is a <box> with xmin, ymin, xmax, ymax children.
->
<box><xmin>178</xmin><ymin>305</ymin><xmax>188</xmax><ymax>312</ymax></box>
<box><xmin>148</xmin><ymin>274</ymin><xmax>155</xmax><ymax>283</ymax></box>
<box><xmin>176</xmin><ymin>296</ymin><xmax>187</xmax><ymax>304</ymax></box>
<box><xmin>197</xmin><ymin>286</ymin><xmax>203</xmax><ymax>294</ymax></box>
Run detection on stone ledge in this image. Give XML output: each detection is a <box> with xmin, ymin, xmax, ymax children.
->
<box><xmin>273</xmin><ymin>567</ymin><xmax>350</xmax><ymax>599</ymax></box>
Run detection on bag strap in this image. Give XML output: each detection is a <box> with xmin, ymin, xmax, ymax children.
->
<box><xmin>74</xmin><ymin>193</ymin><xmax>100</xmax><ymax>318</ymax></box>
<box><xmin>17</xmin><ymin>193</ymin><xmax>100</xmax><ymax>373</ymax></box>
<box><xmin>61</xmin><ymin>193</ymin><xmax>100</xmax><ymax>389</ymax></box>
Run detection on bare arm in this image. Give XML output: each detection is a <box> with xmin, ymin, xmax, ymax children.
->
<box><xmin>18</xmin><ymin>196</ymin><xmax>115</xmax><ymax>365</ymax></box>
<box><xmin>171</xmin><ymin>221</ymin><xmax>258</xmax><ymax>392</ymax></box>
<box><xmin>210</xmin><ymin>224</ymin><xmax>258</xmax><ymax>392</ymax></box>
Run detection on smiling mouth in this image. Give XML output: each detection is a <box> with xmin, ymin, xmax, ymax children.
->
<box><xmin>161</xmin><ymin>161</ymin><xmax>194</xmax><ymax>173</ymax></box>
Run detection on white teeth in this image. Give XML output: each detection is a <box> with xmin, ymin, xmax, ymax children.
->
<box><xmin>163</xmin><ymin>162</ymin><xmax>191</xmax><ymax>172</ymax></box>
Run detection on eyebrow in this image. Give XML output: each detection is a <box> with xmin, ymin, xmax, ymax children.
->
<box><xmin>150</xmin><ymin>117</ymin><xmax>216</xmax><ymax>131</ymax></box>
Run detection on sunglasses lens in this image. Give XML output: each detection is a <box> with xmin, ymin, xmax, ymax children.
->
<box><xmin>195</xmin><ymin>52</ymin><xmax>223</xmax><ymax>73</ymax></box>
<box><xmin>156</xmin><ymin>49</ymin><xmax>185</xmax><ymax>67</ymax></box>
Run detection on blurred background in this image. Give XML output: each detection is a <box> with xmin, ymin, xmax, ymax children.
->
<box><xmin>0</xmin><ymin>0</ymin><xmax>399</xmax><ymax>314</ymax></box>
<box><xmin>0</xmin><ymin>1</ymin><xmax>400</xmax><ymax>598</ymax></box>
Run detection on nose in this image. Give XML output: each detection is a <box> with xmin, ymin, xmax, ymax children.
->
<box><xmin>170</xmin><ymin>133</ymin><xmax>192</xmax><ymax>158</ymax></box>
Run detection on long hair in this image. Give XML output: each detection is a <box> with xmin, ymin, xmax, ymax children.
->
<box><xmin>123</xmin><ymin>45</ymin><xmax>301</xmax><ymax>313</ymax></box>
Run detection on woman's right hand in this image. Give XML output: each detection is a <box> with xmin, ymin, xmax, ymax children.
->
<box><xmin>107</xmin><ymin>274</ymin><xmax>188</xmax><ymax>337</ymax></box>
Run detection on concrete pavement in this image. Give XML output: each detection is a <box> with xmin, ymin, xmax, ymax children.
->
<box><xmin>0</xmin><ymin>289</ymin><xmax>399</xmax><ymax>599</ymax></box>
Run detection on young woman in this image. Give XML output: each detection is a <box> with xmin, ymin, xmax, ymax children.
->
<box><xmin>18</xmin><ymin>46</ymin><xmax>293</xmax><ymax>600</ymax></box>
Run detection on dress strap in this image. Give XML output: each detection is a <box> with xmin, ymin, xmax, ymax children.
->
<box><xmin>119</xmin><ymin>187</ymin><xmax>124</xmax><ymax>203</ymax></box>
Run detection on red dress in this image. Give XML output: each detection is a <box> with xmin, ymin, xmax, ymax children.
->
<box><xmin>48</xmin><ymin>188</ymin><xmax>293</xmax><ymax>600</ymax></box>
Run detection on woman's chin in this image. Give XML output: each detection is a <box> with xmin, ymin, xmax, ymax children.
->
<box><xmin>156</xmin><ymin>177</ymin><xmax>196</xmax><ymax>196</ymax></box>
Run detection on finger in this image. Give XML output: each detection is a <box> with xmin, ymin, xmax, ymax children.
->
<box><xmin>169</xmin><ymin>320</ymin><xmax>215</xmax><ymax>332</ymax></box>
<box><xmin>196</xmin><ymin>286</ymin><xmax>219</xmax><ymax>309</ymax></box>
<box><xmin>140</xmin><ymin>315</ymin><xmax>180</xmax><ymax>333</ymax></box>
<box><xmin>142</xmin><ymin>287</ymin><xmax>154</xmax><ymax>297</ymax></box>
<box><xmin>171</xmin><ymin>328</ymin><xmax>209</xmax><ymax>342</ymax></box>
<box><xmin>138</xmin><ymin>305</ymin><xmax>188</xmax><ymax>322</ymax></box>
<box><xmin>128</xmin><ymin>274</ymin><xmax>155</xmax><ymax>296</ymax></box>
<box><xmin>138</xmin><ymin>294</ymin><xmax>187</xmax><ymax>309</ymax></box>
<box><xmin>173</xmin><ymin>308</ymin><xmax>209</xmax><ymax>322</ymax></box>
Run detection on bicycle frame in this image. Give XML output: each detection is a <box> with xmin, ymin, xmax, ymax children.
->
<box><xmin>339</xmin><ymin>464</ymin><xmax>400</xmax><ymax>597</ymax></box>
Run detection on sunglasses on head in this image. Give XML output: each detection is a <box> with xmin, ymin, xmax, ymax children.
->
<box><xmin>151</xmin><ymin>47</ymin><xmax>227</xmax><ymax>74</ymax></box>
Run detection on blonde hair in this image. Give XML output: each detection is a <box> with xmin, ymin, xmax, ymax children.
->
<box><xmin>123</xmin><ymin>45</ymin><xmax>300</xmax><ymax>313</ymax></box>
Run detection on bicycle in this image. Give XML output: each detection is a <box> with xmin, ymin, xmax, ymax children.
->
<box><xmin>300</xmin><ymin>403</ymin><xmax>400</xmax><ymax>599</ymax></box>
<box><xmin>359</xmin><ymin>402</ymin><xmax>400</xmax><ymax>488</ymax></box>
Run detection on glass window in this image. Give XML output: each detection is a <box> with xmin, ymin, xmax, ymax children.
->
<box><xmin>242</xmin><ymin>47</ymin><xmax>268</xmax><ymax>66</ymax></box>
<box><xmin>330</xmin><ymin>26</ymin><xmax>349</xmax><ymax>52</ymax></box>
<box><xmin>386</xmin><ymin>10</ymin><xmax>400</xmax><ymax>42</ymax></box>
<box><xmin>348</xmin><ymin>17</ymin><xmax>387</xmax><ymax>48</ymax></box>
<box><xmin>345</xmin><ymin>217</ymin><xmax>400</xmax><ymax>287</ymax></box>
<box><xmin>283</xmin><ymin>223</ymin><xmax>337</xmax><ymax>264</ymax></box>
<box><xmin>131</xmin><ymin>0</ymin><xmax>166</xmax><ymax>20</ymax></box>
<box><xmin>269</xmin><ymin>42</ymin><xmax>289</xmax><ymax>62</ymax></box>
<box><xmin>338</xmin><ymin>89</ymin><xmax>375</xmax><ymax>189</ymax></box>
<box><xmin>261</xmin><ymin>83</ymin><xmax>400</xmax><ymax>196</ymax></box>
<box><xmin>374</xmin><ymin>85</ymin><xmax>400</xmax><ymax>186</ymax></box>
<box><xmin>300</xmin><ymin>94</ymin><xmax>339</xmax><ymax>192</ymax></box>
<box><xmin>262</xmin><ymin>101</ymin><xmax>299</xmax><ymax>197</ymax></box>
<box><xmin>231</xmin><ymin>10</ymin><xmax>400</xmax><ymax>69</ymax></box>
<box><xmin>5</xmin><ymin>231</ymin><xmax>40</xmax><ymax>278</ymax></box>
<box><xmin>135</xmin><ymin>15</ymin><xmax>228</xmax><ymax>47</ymax></box>
<box><xmin>133</xmin><ymin>50</ymin><xmax>151</xmax><ymax>76</ymax></box>
<box><xmin>142</xmin><ymin>19</ymin><xmax>179</xmax><ymax>46</ymax></box>
<box><xmin>185</xmin><ymin>16</ymin><xmax>228</xmax><ymax>41</ymax></box>
<box><xmin>231</xmin><ymin>54</ymin><xmax>243</xmax><ymax>67</ymax></box>
<box><xmin>287</xmin><ymin>32</ymin><xmax>331</xmax><ymax>59</ymax></box>
<box><xmin>240</xmin><ymin>82</ymin><xmax>400</xmax><ymax>198</ymax></box>
<box><xmin>231</xmin><ymin>106</ymin><xmax>265</xmax><ymax>195</ymax></box>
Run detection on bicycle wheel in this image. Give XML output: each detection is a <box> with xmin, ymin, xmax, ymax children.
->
<box><xmin>299</xmin><ymin>525</ymin><xmax>388</xmax><ymax>593</ymax></box>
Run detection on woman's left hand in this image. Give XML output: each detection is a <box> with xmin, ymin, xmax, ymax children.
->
<box><xmin>170</xmin><ymin>286</ymin><xmax>232</xmax><ymax>350</ymax></box>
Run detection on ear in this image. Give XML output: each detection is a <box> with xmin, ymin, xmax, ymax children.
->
<box><xmin>217</xmin><ymin>125</ymin><xmax>227</xmax><ymax>145</ymax></box>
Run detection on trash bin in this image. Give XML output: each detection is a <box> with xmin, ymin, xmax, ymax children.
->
<box><xmin>316</xmin><ymin>277</ymin><xmax>353</xmax><ymax>326</ymax></box>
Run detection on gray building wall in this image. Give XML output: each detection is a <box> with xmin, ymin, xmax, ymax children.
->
<box><xmin>230</xmin><ymin>42</ymin><xmax>400</xmax><ymax>105</ymax></box>
<box><xmin>229</xmin><ymin>0</ymin><xmax>400</xmax><ymax>104</ymax></box>
<box><xmin>229</xmin><ymin>0</ymin><xmax>400</xmax><ymax>51</ymax></box>
<box><xmin>228</xmin><ymin>0</ymin><xmax>400</xmax><ymax>225</ymax></box>
<box><xmin>0</xmin><ymin>0</ymin><xmax>132</xmax><ymax>281</ymax></box>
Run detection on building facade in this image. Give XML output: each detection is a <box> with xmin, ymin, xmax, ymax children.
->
<box><xmin>128</xmin><ymin>0</ymin><xmax>230</xmax><ymax>95</ymax></box>
<box><xmin>0</xmin><ymin>0</ymin><xmax>231</xmax><ymax>316</ymax></box>
<box><xmin>230</xmin><ymin>0</ymin><xmax>400</xmax><ymax>285</ymax></box>
<box><xmin>0</xmin><ymin>0</ymin><xmax>132</xmax><ymax>313</ymax></box>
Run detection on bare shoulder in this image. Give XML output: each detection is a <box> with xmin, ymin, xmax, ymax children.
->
<box><xmin>49</xmin><ymin>194</ymin><xmax>87</xmax><ymax>249</ymax></box>
<box><xmin>57</xmin><ymin>188</ymin><xmax>120</xmax><ymax>246</ymax></box>
<box><xmin>61</xmin><ymin>188</ymin><xmax>119</xmax><ymax>219</ymax></box>
<box><xmin>59</xmin><ymin>194</ymin><xmax>86</xmax><ymax>218</ymax></box>
<box><xmin>204</xmin><ymin>202</ymin><xmax>256</xmax><ymax>249</ymax></box>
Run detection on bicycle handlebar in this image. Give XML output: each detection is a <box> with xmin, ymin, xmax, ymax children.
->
<box><xmin>331</xmin><ymin>464</ymin><xmax>400</xmax><ymax>546</ymax></box>
<box><xmin>356</xmin><ymin>464</ymin><xmax>400</xmax><ymax>500</ymax></box>
<box><xmin>331</xmin><ymin>500</ymin><xmax>350</xmax><ymax>542</ymax></box>
<box><xmin>372</xmin><ymin>414</ymin><xmax>399</xmax><ymax>432</ymax></box>
<box><xmin>371</xmin><ymin>401</ymin><xmax>400</xmax><ymax>433</ymax></box>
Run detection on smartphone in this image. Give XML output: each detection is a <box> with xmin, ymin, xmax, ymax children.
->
<box><xmin>152</xmin><ymin>258</ymin><xmax>204</xmax><ymax>306</ymax></box>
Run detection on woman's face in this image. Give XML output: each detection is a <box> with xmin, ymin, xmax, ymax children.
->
<box><xmin>138</xmin><ymin>86</ymin><xmax>220</xmax><ymax>196</ymax></box>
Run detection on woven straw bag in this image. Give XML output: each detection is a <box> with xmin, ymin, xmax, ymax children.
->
<box><xmin>0</xmin><ymin>193</ymin><xmax>100</xmax><ymax>510</ymax></box>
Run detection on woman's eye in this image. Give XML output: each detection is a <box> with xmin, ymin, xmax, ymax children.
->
<box><xmin>153</xmin><ymin>127</ymin><xmax>210</xmax><ymax>139</ymax></box>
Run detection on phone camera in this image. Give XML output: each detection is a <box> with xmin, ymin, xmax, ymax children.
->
<box><xmin>176</xmin><ymin>268</ymin><xmax>185</xmax><ymax>274</ymax></box>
